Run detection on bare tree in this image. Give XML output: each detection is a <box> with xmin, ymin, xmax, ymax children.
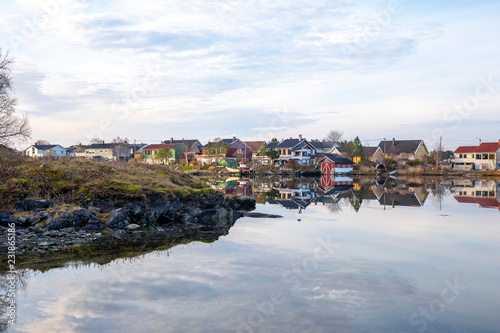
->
<box><xmin>35</xmin><ymin>139</ymin><xmax>50</xmax><ymax>145</ymax></box>
<box><xmin>89</xmin><ymin>137</ymin><xmax>103</xmax><ymax>144</ymax></box>
<box><xmin>324</xmin><ymin>130</ymin><xmax>343</xmax><ymax>145</ymax></box>
<box><xmin>0</xmin><ymin>50</ymin><xmax>31</xmax><ymax>146</ymax></box>
<box><xmin>111</xmin><ymin>136</ymin><xmax>130</xmax><ymax>160</ymax></box>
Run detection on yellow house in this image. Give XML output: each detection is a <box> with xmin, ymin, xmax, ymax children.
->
<box><xmin>377</xmin><ymin>139</ymin><xmax>429</xmax><ymax>161</ymax></box>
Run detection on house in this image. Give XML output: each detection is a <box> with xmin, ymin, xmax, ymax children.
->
<box><xmin>453</xmin><ymin>141</ymin><xmax>500</xmax><ymax>170</ymax></box>
<box><xmin>274</xmin><ymin>136</ymin><xmax>317</xmax><ymax>165</ymax></box>
<box><xmin>245</xmin><ymin>141</ymin><xmax>270</xmax><ymax>166</ymax></box>
<box><xmin>163</xmin><ymin>138</ymin><xmax>202</xmax><ymax>162</ymax></box>
<box><xmin>317</xmin><ymin>153</ymin><xmax>354</xmax><ymax>174</ymax></box>
<box><xmin>377</xmin><ymin>139</ymin><xmax>429</xmax><ymax>161</ymax></box>
<box><xmin>309</xmin><ymin>140</ymin><xmax>335</xmax><ymax>154</ymax></box>
<box><xmin>451</xmin><ymin>179</ymin><xmax>499</xmax><ymax>209</ymax></box>
<box><xmin>142</xmin><ymin>143</ymin><xmax>184</xmax><ymax>164</ymax></box>
<box><xmin>363</xmin><ymin>146</ymin><xmax>384</xmax><ymax>163</ymax></box>
<box><xmin>196</xmin><ymin>137</ymin><xmax>251</xmax><ymax>165</ymax></box>
<box><xmin>25</xmin><ymin>144</ymin><xmax>67</xmax><ymax>158</ymax></box>
<box><xmin>66</xmin><ymin>144</ymin><xmax>87</xmax><ymax>158</ymax></box>
<box><xmin>85</xmin><ymin>143</ymin><xmax>114</xmax><ymax>160</ymax></box>
<box><xmin>452</xmin><ymin>146</ymin><xmax>478</xmax><ymax>170</ymax></box>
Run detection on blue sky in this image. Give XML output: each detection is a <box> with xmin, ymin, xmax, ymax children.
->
<box><xmin>1</xmin><ymin>0</ymin><xmax>499</xmax><ymax>149</ymax></box>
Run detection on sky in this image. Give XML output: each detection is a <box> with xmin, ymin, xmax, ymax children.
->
<box><xmin>1</xmin><ymin>0</ymin><xmax>499</xmax><ymax>150</ymax></box>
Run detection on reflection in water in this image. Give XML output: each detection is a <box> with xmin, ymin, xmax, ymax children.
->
<box><xmin>212</xmin><ymin>176</ymin><xmax>500</xmax><ymax>213</ymax></box>
<box><xmin>451</xmin><ymin>179</ymin><xmax>500</xmax><ymax>210</ymax></box>
<box><xmin>3</xmin><ymin>177</ymin><xmax>500</xmax><ymax>333</ymax></box>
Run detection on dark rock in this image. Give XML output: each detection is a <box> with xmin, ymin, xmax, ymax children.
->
<box><xmin>107</xmin><ymin>208</ymin><xmax>130</xmax><ymax>229</ymax></box>
<box><xmin>243</xmin><ymin>212</ymin><xmax>284</xmax><ymax>218</ymax></box>
<box><xmin>16</xmin><ymin>199</ymin><xmax>54</xmax><ymax>212</ymax></box>
<box><xmin>233</xmin><ymin>196</ymin><xmax>256</xmax><ymax>211</ymax></box>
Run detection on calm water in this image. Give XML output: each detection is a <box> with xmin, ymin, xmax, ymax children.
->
<box><xmin>5</xmin><ymin>178</ymin><xmax>500</xmax><ymax>333</ymax></box>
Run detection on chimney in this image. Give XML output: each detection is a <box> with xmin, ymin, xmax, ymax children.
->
<box><xmin>170</xmin><ymin>137</ymin><xmax>173</xmax><ymax>143</ymax></box>
<box><xmin>392</xmin><ymin>138</ymin><xmax>395</xmax><ymax>147</ymax></box>
<box><xmin>102</xmin><ymin>140</ymin><xmax>105</xmax><ymax>144</ymax></box>
<box><xmin>290</xmin><ymin>137</ymin><xmax>292</xmax><ymax>140</ymax></box>
<box><xmin>299</xmin><ymin>134</ymin><xmax>302</xmax><ymax>141</ymax></box>
<box><xmin>233</xmin><ymin>136</ymin><xmax>236</xmax><ymax>141</ymax></box>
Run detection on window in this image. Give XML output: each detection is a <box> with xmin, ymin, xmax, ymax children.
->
<box><xmin>459</xmin><ymin>154</ymin><xmax>463</xmax><ymax>158</ymax></box>
<box><xmin>476</xmin><ymin>154</ymin><xmax>481</xmax><ymax>159</ymax></box>
<box><xmin>489</xmin><ymin>154</ymin><xmax>495</xmax><ymax>160</ymax></box>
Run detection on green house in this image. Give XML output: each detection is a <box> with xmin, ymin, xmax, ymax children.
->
<box><xmin>142</xmin><ymin>143</ymin><xmax>184</xmax><ymax>163</ymax></box>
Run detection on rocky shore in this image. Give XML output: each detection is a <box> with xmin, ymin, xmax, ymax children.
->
<box><xmin>0</xmin><ymin>192</ymin><xmax>256</xmax><ymax>257</ymax></box>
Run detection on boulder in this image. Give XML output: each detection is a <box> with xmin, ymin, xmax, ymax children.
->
<box><xmin>0</xmin><ymin>211</ymin><xmax>16</xmax><ymax>227</ymax></box>
<box><xmin>107</xmin><ymin>208</ymin><xmax>130</xmax><ymax>229</ymax></box>
<box><xmin>16</xmin><ymin>199</ymin><xmax>54</xmax><ymax>212</ymax></box>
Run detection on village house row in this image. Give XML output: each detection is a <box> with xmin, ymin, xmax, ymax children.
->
<box><xmin>22</xmin><ymin>136</ymin><xmax>500</xmax><ymax>171</ymax></box>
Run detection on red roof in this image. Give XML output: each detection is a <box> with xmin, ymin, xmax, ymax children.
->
<box><xmin>454</xmin><ymin>196</ymin><xmax>500</xmax><ymax>208</ymax></box>
<box><xmin>454</xmin><ymin>141</ymin><xmax>500</xmax><ymax>154</ymax></box>
<box><xmin>143</xmin><ymin>144</ymin><xmax>181</xmax><ymax>150</ymax></box>
<box><xmin>454</xmin><ymin>146</ymin><xmax>478</xmax><ymax>154</ymax></box>
<box><xmin>474</xmin><ymin>142</ymin><xmax>500</xmax><ymax>153</ymax></box>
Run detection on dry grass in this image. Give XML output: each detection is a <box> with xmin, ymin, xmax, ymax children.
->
<box><xmin>0</xmin><ymin>153</ymin><xmax>201</xmax><ymax>209</ymax></box>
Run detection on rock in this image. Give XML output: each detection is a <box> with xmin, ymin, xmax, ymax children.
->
<box><xmin>243</xmin><ymin>212</ymin><xmax>284</xmax><ymax>218</ymax></box>
<box><xmin>126</xmin><ymin>224</ymin><xmax>140</xmax><ymax>230</ymax></box>
<box><xmin>232</xmin><ymin>196</ymin><xmax>256</xmax><ymax>211</ymax></box>
<box><xmin>16</xmin><ymin>199</ymin><xmax>54</xmax><ymax>212</ymax></box>
<box><xmin>0</xmin><ymin>211</ymin><xmax>16</xmax><ymax>227</ymax></box>
<box><xmin>107</xmin><ymin>208</ymin><xmax>130</xmax><ymax>229</ymax></box>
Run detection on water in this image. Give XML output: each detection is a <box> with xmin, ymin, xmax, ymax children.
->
<box><xmin>4</xmin><ymin>177</ymin><xmax>500</xmax><ymax>333</ymax></box>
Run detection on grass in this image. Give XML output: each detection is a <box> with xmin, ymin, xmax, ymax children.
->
<box><xmin>0</xmin><ymin>152</ymin><xmax>202</xmax><ymax>210</ymax></box>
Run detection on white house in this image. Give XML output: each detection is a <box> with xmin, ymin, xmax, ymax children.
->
<box><xmin>25</xmin><ymin>144</ymin><xmax>67</xmax><ymax>158</ymax></box>
<box><xmin>453</xmin><ymin>141</ymin><xmax>500</xmax><ymax>171</ymax></box>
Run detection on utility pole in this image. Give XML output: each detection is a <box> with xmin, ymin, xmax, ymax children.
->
<box><xmin>438</xmin><ymin>136</ymin><xmax>442</xmax><ymax>169</ymax></box>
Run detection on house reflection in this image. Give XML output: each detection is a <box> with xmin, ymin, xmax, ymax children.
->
<box><xmin>451</xmin><ymin>179</ymin><xmax>500</xmax><ymax>210</ymax></box>
<box><xmin>210</xmin><ymin>176</ymin><xmax>455</xmax><ymax>213</ymax></box>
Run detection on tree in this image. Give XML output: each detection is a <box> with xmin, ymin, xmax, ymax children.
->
<box><xmin>111</xmin><ymin>136</ymin><xmax>129</xmax><ymax>160</ymax></box>
<box><xmin>349</xmin><ymin>136</ymin><xmax>364</xmax><ymax>162</ymax></box>
<box><xmin>325</xmin><ymin>130</ymin><xmax>343</xmax><ymax>145</ymax></box>
<box><xmin>156</xmin><ymin>147</ymin><xmax>172</xmax><ymax>163</ymax></box>
<box><xmin>89</xmin><ymin>137</ymin><xmax>103</xmax><ymax>144</ymax></box>
<box><xmin>35</xmin><ymin>139</ymin><xmax>50</xmax><ymax>145</ymax></box>
<box><xmin>0</xmin><ymin>50</ymin><xmax>31</xmax><ymax>145</ymax></box>
<box><xmin>266</xmin><ymin>149</ymin><xmax>279</xmax><ymax>161</ymax></box>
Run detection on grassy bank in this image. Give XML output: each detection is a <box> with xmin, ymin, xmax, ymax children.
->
<box><xmin>0</xmin><ymin>152</ymin><xmax>207</xmax><ymax>210</ymax></box>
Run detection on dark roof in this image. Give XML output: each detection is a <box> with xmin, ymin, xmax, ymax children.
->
<box><xmin>163</xmin><ymin>139</ymin><xmax>200</xmax><ymax>148</ymax></box>
<box><xmin>454</xmin><ymin>196</ymin><xmax>499</xmax><ymax>208</ymax></box>
<box><xmin>266</xmin><ymin>142</ymin><xmax>278</xmax><ymax>149</ymax></box>
<box><xmin>276</xmin><ymin>139</ymin><xmax>300</xmax><ymax>148</ymax></box>
<box><xmin>309</xmin><ymin>141</ymin><xmax>334</xmax><ymax>149</ymax></box>
<box><xmin>377</xmin><ymin>140</ymin><xmax>423</xmax><ymax>155</ymax></box>
<box><xmin>86</xmin><ymin>143</ymin><xmax>113</xmax><ymax>149</ymax></box>
<box><xmin>142</xmin><ymin>144</ymin><xmax>181</xmax><ymax>150</ymax></box>
<box><xmin>378</xmin><ymin>192</ymin><xmax>422</xmax><ymax>207</ymax></box>
<box><xmin>32</xmin><ymin>145</ymin><xmax>61</xmax><ymax>150</ymax></box>
<box><xmin>363</xmin><ymin>146</ymin><xmax>378</xmax><ymax>157</ymax></box>
<box><xmin>318</xmin><ymin>153</ymin><xmax>354</xmax><ymax>164</ymax></box>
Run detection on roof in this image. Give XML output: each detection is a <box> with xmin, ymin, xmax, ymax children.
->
<box><xmin>454</xmin><ymin>141</ymin><xmax>500</xmax><ymax>154</ymax></box>
<box><xmin>318</xmin><ymin>153</ymin><xmax>354</xmax><ymax>164</ymax></box>
<box><xmin>378</xmin><ymin>192</ymin><xmax>422</xmax><ymax>207</ymax></box>
<box><xmin>309</xmin><ymin>141</ymin><xmax>334</xmax><ymax>149</ymax></box>
<box><xmin>454</xmin><ymin>196</ymin><xmax>500</xmax><ymax>208</ymax></box>
<box><xmin>31</xmin><ymin>144</ymin><xmax>60</xmax><ymax>150</ymax></box>
<box><xmin>86</xmin><ymin>143</ymin><xmax>113</xmax><ymax>149</ymax></box>
<box><xmin>276</xmin><ymin>139</ymin><xmax>301</xmax><ymax>148</ymax></box>
<box><xmin>363</xmin><ymin>146</ymin><xmax>378</xmax><ymax>157</ymax></box>
<box><xmin>454</xmin><ymin>146</ymin><xmax>478</xmax><ymax>154</ymax></box>
<box><xmin>245</xmin><ymin>141</ymin><xmax>266</xmax><ymax>152</ymax></box>
<box><xmin>163</xmin><ymin>139</ymin><xmax>200</xmax><ymax>148</ymax></box>
<box><xmin>332</xmin><ymin>146</ymin><xmax>348</xmax><ymax>153</ymax></box>
<box><xmin>377</xmin><ymin>140</ymin><xmax>423</xmax><ymax>155</ymax></box>
<box><xmin>142</xmin><ymin>144</ymin><xmax>182</xmax><ymax>150</ymax></box>
<box><xmin>475</xmin><ymin>142</ymin><xmax>500</xmax><ymax>153</ymax></box>
<box><xmin>266</xmin><ymin>142</ymin><xmax>278</xmax><ymax>149</ymax></box>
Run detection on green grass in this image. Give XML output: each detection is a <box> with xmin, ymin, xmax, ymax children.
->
<box><xmin>0</xmin><ymin>153</ymin><xmax>203</xmax><ymax>210</ymax></box>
